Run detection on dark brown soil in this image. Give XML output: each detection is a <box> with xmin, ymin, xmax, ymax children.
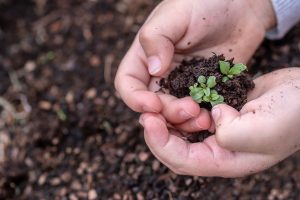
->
<box><xmin>160</xmin><ymin>54</ymin><xmax>255</xmax><ymax>110</ymax></box>
<box><xmin>0</xmin><ymin>0</ymin><xmax>300</xmax><ymax>199</ymax></box>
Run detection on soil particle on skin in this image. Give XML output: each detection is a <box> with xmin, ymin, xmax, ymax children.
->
<box><xmin>159</xmin><ymin>54</ymin><xmax>255</xmax><ymax>110</ymax></box>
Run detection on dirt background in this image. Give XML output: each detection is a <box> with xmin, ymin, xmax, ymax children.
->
<box><xmin>0</xmin><ymin>0</ymin><xmax>299</xmax><ymax>199</ymax></box>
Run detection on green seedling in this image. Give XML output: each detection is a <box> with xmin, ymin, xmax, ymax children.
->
<box><xmin>189</xmin><ymin>75</ymin><xmax>224</xmax><ymax>106</ymax></box>
<box><xmin>219</xmin><ymin>61</ymin><xmax>247</xmax><ymax>82</ymax></box>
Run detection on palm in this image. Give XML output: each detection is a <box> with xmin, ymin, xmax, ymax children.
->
<box><xmin>140</xmin><ymin>112</ymin><xmax>279</xmax><ymax>177</ymax></box>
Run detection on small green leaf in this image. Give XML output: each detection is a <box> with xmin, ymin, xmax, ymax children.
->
<box><xmin>189</xmin><ymin>83</ymin><xmax>198</xmax><ymax>90</ymax></box>
<box><xmin>228</xmin><ymin>74</ymin><xmax>233</xmax><ymax>78</ymax></box>
<box><xmin>211</xmin><ymin>95</ymin><xmax>224</xmax><ymax>106</ymax></box>
<box><xmin>203</xmin><ymin>88</ymin><xmax>210</xmax><ymax>96</ymax></box>
<box><xmin>189</xmin><ymin>87</ymin><xmax>199</xmax><ymax>96</ymax></box>
<box><xmin>200</xmin><ymin>83</ymin><xmax>206</xmax><ymax>88</ymax></box>
<box><xmin>203</xmin><ymin>95</ymin><xmax>210</xmax><ymax>102</ymax></box>
<box><xmin>195</xmin><ymin>98</ymin><xmax>202</xmax><ymax>103</ymax></box>
<box><xmin>191</xmin><ymin>89</ymin><xmax>204</xmax><ymax>100</ymax></box>
<box><xmin>219</xmin><ymin>61</ymin><xmax>230</xmax><ymax>75</ymax></box>
<box><xmin>206</xmin><ymin>76</ymin><xmax>217</xmax><ymax>88</ymax></box>
<box><xmin>211</xmin><ymin>90</ymin><xmax>218</xmax><ymax>95</ymax></box>
<box><xmin>211</xmin><ymin>94</ymin><xmax>219</xmax><ymax>101</ymax></box>
<box><xmin>197</xmin><ymin>75</ymin><xmax>206</xmax><ymax>84</ymax></box>
<box><xmin>222</xmin><ymin>76</ymin><xmax>229</xmax><ymax>82</ymax></box>
<box><xmin>228</xmin><ymin>63</ymin><xmax>247</xmax><ymax>75</ymax></box>
<box><xmin>56</xmin><ymin>109</ymin><xmax>67</xmax><ymax>121</ymax></box>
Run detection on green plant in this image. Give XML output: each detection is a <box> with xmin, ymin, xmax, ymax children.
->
<box><xmin>219</xmin><ymin>61</ymin><xmax>247</xmax><ymax>82</ymax></box>
<box><xmin>189</xmin><ymin>75</ymin><xmax>224</xmax><ymax>106</ymax></box>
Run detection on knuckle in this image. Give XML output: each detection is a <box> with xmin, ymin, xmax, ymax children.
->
<box><xmin>139</xmin><ymin>26</ymin><xmax>153</xmax><ymax>44</ymax></box>
<box><xmin>215</xmin><ymin>130</ymin><xmax>231</xmax><ymax>149</ymax></box>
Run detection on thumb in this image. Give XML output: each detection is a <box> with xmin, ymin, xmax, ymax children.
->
<box><xmin>211</xmin><ymin>104</ymin><xmax>269</xmax><ymax>153</ymax></box>
<box><xmin>138</xmin><ymin>2</ymin><xmax>191</xmax><ymax>76</ymax></box>
<box><xmin>139</xmin><ymin>28</ymin><xmax>174</xmax><ymax>76</ymax></box>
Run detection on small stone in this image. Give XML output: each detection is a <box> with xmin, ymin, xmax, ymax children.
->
<box><xmin>107</xmin><ymin>96</ymin><xmax>116</xmax><ymax>107</ymax></box>
<box><xmin>38</xmin><ymin>174</ymin><xmax>47</xmax><ymax>185</ymax></box>
<box><xmin>24</xmin><ymin>61</ymin><xmax>36</xmax><ymax>72</ymax></box>
<box><xmin>185</xmin><ymin>178</ymin><xmax>193</xmax><ymax>186</ymax></box>
<box><xmin>61</xmin><ymin>172</ymin><xmax>72</xmax><ymax>182</ymax></box>
<box><xmin>94</xmin><ymin>97</ymin><xmax>105</xmax><ymax>106</ymax></box>
<box><xmin>38</xmin><ymin>101</ymin><xmax>51</xmax><ymax>110</ymax></box>
<box><xmin>101</xmin><ymin>90</ymin><xmax>110</xmax><ymax>98</ymax></box>
<box><xmin>77</xmin><ymin>191</ymin><xmax>88</xmax><ymax>198</ymax></box>
<box><xmin>71</xmin><ymin>180</ymin><xmax>82</xmax><ymax>190</ymax></box>
<box><xmin>69</xmin><ymin>194</ymin><xmax>79</xmax><ymax>200</ymax></box>
<box><xmin>66</xmin><ymin>147</ymin><xmax>72</xmax><ymax>154</ymax></box>
<box><xmin>152</xmin><ymin>160</ymin><xmax>160</xmax><ymax>171</ymax></box>
<box><xmin>87</xmin><ymin>174</ymin><xmax>93</xmax><ymax>185</ymax></box>
<box><xmin>113</xmin><ymin>193</ymin><xmax>122</xmax><ymax>200</ymax></box>
<box><xmin>50</xmin><ymin>177</ymin><xmax>61</xmax><ymax>186</ymax></box>
<box><xmin>137</xmin><ymin>192</ymin><xmax>144</xmax><ymax>200</ymax></box>
<box><xmin>89</xmin><ymin>55</ymin><xmax>101</xmax><ymax>67</ymax></box>
<box><xmin>73</xmin><ymin>147</ymin><xmax>80</xmax><ymax>154</ymax></box>
<box><xmin>88</xmin><ymin>189</ymin><xmax>97</xmax><ymax>200</ymax></box>
<box><xmin>52</xmin><ymin>137</ymin><xmax>59</xmax><ymax>145</ymax></box>
<box><xmin>66</xmin><ymin>91</ymin><xmax>74</xmax><ymax>103</ymax></box>
<box><xmin>85</xmin><ymin>88</ymin><xmax>97</xmax><ymax>99</ymax></box>
<box><xmin>59</xmin><ymin>188</ymin><xmax>68</xmax><ymax>196</ymax></box>
<box><xmin>138</xmin><ymin>152</ymin><xmax>149</xmax><ymax>162</ymax></box>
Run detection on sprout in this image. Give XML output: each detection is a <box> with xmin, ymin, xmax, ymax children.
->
<box><xmin>189</xmin><ymin>75</ymin><xmax>224</xmax><ymax>106</ymax></box>
<box><xmin>219</xmin><ymin>61</ymin><xmax>247</xmax><ymax>82</ymax></box>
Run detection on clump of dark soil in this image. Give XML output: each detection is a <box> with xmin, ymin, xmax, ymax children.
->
<box><xmin>160</xmin><ymin>54</ymin><xmax>255</xmax><ymax>110</ymax></box>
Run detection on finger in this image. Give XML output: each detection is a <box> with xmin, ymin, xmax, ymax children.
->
<box><xmin>211</xmin><ymin>103</ymin><xmax>275</xmax><ymax>153</ymax></box>
<box><xmin>158</xmin><ymin>95</ymin><xmax>201</xmax><ymax>124</ymax></box>
<box><xmin>115</xmin><ymin>41</ymin><xmax>162</xmax><ymax>113</ymax></box>
<box><xmin>248</xmin><ymin>68</ymin><xmax>300</xmax><ymax>101</ymax></box>
<box><xmin>212</xmin><ymin>69</ymin><xmax>300</xmax><ymax>153</ymax></box>
<box><xmin>175</xmin><ymin>108</ymin><xmax>211</xmax><ymax>132</ymax></box>
<box><xmin>138</xmin><ymin>1</ymin><xmax>191</xmax><ymax>76</ymax></box>
<box><xmin>140</xmin><ymin>113</ymin><xmax>278</xmax><ymax>177</ymax></box>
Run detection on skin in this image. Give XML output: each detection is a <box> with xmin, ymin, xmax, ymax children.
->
<box><xmin>140</xmin><ymin>68</ymin><xmax>300</xmax><ymax>177</ymax></box>
<box><xmin>115</xmin><ymin>0</ymin><xmax>300</xmax><ymax>177</ymax></box>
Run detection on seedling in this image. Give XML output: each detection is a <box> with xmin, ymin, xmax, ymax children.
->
<box><xmin>189</xmin><ymin>75</ymin><xmax>224</xmax><ymax>106</ymax></box>
<box><xmin>219</xmin><ymin>61</ymin><xmax>247</xmax><ymax>82</ymax></box>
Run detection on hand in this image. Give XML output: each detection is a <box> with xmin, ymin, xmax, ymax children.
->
<box><xmin>115</xmin><ymin>0</ymin><xmax>275</xmax><ymax>130</ymax></box>
<box><xmin>140</xmin><ymin>68</ymin><xmax>300</xmax><ymax>177</ymax></box>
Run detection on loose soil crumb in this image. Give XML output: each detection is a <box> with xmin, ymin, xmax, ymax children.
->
<box><xmin>160</xmin><ymin>54</ymin><xmax>255</xmax><ymax>110</ymax></box>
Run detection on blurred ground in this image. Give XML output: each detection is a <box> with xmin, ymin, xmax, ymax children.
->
<box><xmin>0</xmin><ymin>0</ymin><xmax>300</xmax><ymax>199</ymax></box>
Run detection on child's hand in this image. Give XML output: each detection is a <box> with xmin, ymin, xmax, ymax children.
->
<box><xmin>115</xmin><ymin>0</ymin><xmax>275</xmax><ymax>129</ymax></box>
<box><xmin>213</xmin><ymin>67</ymin><xmax>300</xmax><ymax>163</ymax></box>
<box><xmin>140</xmin><ymin>68</ymin><xmax>300</xmax><ymax>177</ymax></box>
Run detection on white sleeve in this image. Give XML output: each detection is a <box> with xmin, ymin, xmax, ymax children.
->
<box><xmin>266</xmin><ymin>0</ymin><xmax>300</xmax><ymax>39</ymax></box>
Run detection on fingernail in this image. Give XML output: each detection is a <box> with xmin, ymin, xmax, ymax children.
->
<box><xmin>147</xmin><ymin>56</ymin><xmax>161</xmax><ymax>75</ymax></box>
<box><xmin>193</xmin><ymin>118</ymin><xmax>204</xmax><ymax>130</ymax></box>
<box><xmin>179</xmin><ymin>110</ymin><xmax>193</xmax><ymax>120</ymax></box>
<box><xmin>211</xmin><ymin>107</ymin><xmax>221</xmax><ymax>122</ymax></box>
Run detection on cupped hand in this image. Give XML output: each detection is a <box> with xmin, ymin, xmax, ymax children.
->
<box><xmin>140</xmin><ymin>68</ymin><xmax>300</xmax><ymax>177</ymax></box>
<box><xmin>114</xmin><ymin>0</ymin><xmax>274</xmax><ymax>129</ymax></box>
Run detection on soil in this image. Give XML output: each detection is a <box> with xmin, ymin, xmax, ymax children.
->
<box><xmin>159</xmin><ymin>54</ymin><xmax>255</xmax><ymax>111</ymax></box>
<box><xmin>0</xmin><ymin>0</ymin><xmax>300</xmax><ymax>200</ymax></box>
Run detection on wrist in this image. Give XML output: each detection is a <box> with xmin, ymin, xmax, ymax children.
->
<box><xmin>248</xmin><ymin>0</ymin><xmax>276</xmax><ymax>32</ymax></box>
